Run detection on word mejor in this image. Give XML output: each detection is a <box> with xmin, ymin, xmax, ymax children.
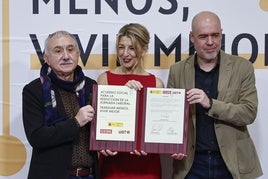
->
<box><xmin>30</xmin><ymin>33</ymin><xmax>268</xmax><ymax>67</ymax></box>
<box><xmin>33</xmin><ymin>0</ymin><xmax>179</xmax><ymax>15</ymax></box>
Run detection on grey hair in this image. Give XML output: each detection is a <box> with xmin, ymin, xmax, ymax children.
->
<box><xmin>43</xmin><ymin>30</ymin><xmax>78</xmax><ymax>55</ymax></box>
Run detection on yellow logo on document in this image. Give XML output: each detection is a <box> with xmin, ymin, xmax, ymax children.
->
<box><xmin>108</xmin><ymin>122</ymin><xmax>123</xmax><ymax>127</ymax></box>
<box><xmin>149</xmin><ymin>90</ymin><xmax>161</xmax><ymax>94</ymax></box>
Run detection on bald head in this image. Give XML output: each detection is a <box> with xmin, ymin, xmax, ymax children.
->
<box><xmin>191</xmin><ymin>11</ymin><xmax>221</xmax><ymax>33</ymax></box>
<box><xmin>190</xmin><ymin>11</ymin><xmax>223</xmax><ymax>62</ymax></box>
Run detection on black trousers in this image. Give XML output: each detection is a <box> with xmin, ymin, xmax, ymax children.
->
<box><xmin>185</xmin><ymin>151</ymin><xmax>233</xmax><ymax>179</ymax></box>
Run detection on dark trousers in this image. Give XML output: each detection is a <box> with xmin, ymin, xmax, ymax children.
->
<box><xmin>185</xmin><ymin>151</ymin><xmax>233</xmax><ymax>179</ymax></box>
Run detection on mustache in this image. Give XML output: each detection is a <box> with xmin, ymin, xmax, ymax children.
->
<box><xmin>60</xmin><ymin>58</ymin><xmax>74</xmax><ymax>64</ymax></box>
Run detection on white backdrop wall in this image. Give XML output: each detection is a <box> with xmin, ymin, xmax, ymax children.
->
<box><xmin>0</xmin><ymin>0</ymin><xmax>267</xmax><ymax>178</ymax></box>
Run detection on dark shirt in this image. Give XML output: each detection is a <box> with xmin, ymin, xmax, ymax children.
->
<box><xmin>194</xmin><ymin>55</ymin><xmax>220</xmax><ymax>152</ymax></box>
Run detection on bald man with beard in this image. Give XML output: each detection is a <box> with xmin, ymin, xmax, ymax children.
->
<box><xmin>168</xmin><ymin>11</ymin><xmax>262</xmax><ymax>179</ymax></box>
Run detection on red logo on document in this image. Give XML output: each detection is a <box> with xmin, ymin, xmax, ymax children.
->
<box><xmin>162</xmin><ymin>90</ymin><xmax>171</xmax><ymax>94</ymax></box>
<box><xmin>100</xmin><ymin>129</ymin><xmax>112</xmax><ymax>134</ymax></box>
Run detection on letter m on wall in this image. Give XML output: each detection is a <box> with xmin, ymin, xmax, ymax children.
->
<box><xmin>33</xmin><ymin>0</ymin><xmax>60</xmax><ymax>14</ymax></box>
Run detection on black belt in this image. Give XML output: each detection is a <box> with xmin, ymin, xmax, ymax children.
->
<box><xmin>70</xmin><ymin>167</ymin><xmax>93</xmax><ymax>177</ymax></box>
<box><xmin>195</xmin><ymin>150</ymin><xmax>221</xmax><ymax>155</ymax></box>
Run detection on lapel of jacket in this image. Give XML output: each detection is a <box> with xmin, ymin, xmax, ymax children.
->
<box><xmin>185</xmin><ymin>55</ymin><xmax>196</xmax><ymax>127</ymax></box>
<box><xmin>185</xmin><ymin>55</ymin><xmax>195</xmax><ymax>89</ymax></box>
<box><xmin>217</xmin><ymin>50</ymin><xmax>232</xmax><ymax>101</ymax></box>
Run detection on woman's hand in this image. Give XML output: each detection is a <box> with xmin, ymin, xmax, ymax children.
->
<box><xmin>130</xmin><ymin>150</ymin><xmax>147</xmax><ymax>156</ymax></box>
<box><xmin>100</xmin><ymin>149</ymin><xmax>118</xmax><ymax>157</ymax></box>
<box><xmin>125</xmin><ymin>80</ymin><xmax>143</xmax><ymax>90</ymax></box>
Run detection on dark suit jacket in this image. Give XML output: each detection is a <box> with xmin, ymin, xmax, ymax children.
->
<box><xmin>168</xmin><ymin>50</ymin><xmax>262</xmax><ymax>179</ymax></box>
<box><xmin>23</xmin><ymin>77</ymin><xmax>99</xmax><ymax>179</ymax></box>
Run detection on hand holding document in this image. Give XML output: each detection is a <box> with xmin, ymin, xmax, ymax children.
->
<box><xmin>89</xmin><ymin>85</ymin><xmax>190</xmax><ymax>154</ymax></box>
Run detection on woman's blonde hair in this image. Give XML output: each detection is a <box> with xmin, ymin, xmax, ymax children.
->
<box><xmin>116</xmin><ymin>23</ymin><xmax>150</xmax><ymax>60</ymax></box>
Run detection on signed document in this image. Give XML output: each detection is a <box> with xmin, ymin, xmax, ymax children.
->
<box><xmin>144</xmin><ymin>88</ymin><xmax>185</xmax><ymax>144</ymax></box>
<box><xmin>89</xmin><ymin>85</ymin><xmax>189</xmax><ymax>154</ymax></box>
